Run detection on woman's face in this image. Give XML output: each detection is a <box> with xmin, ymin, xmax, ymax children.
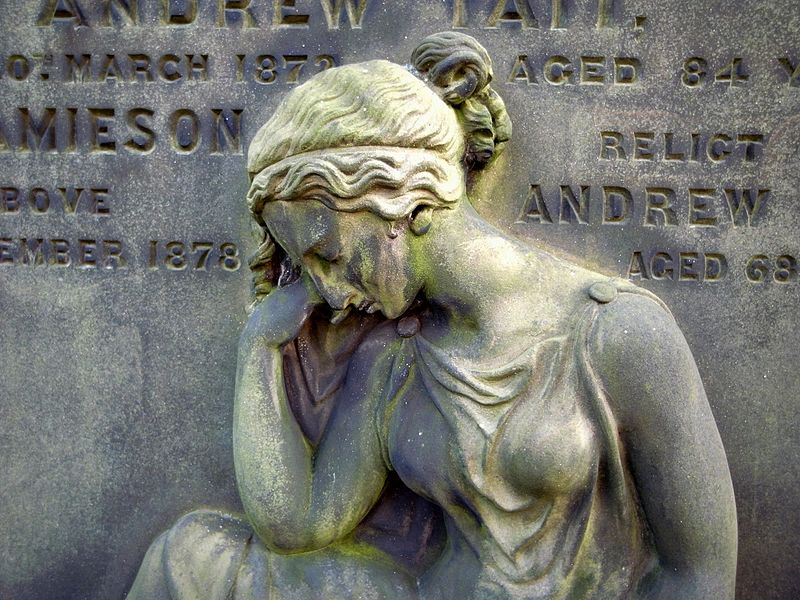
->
<box><xmin>262</xmin><ymin>199</ymin><xmax>425</xmax><ymax>320</ymax></box>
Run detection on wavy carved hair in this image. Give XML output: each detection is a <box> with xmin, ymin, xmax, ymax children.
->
<box><xmin>247</xmin><ymin>32</ymin><xmax>512</xmax><ymax>300</ymax></box>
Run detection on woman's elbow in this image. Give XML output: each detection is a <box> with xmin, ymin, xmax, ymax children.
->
<box><xmin>246</xmin><ymin>508</ymin><xmax>337</xmax><ymax>554</ymax></box>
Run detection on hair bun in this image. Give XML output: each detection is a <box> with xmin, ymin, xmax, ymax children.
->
<box><xmin>411</xmin><ymin>32</ymin><xmax>512</xmax><ymax>170</ymax></box>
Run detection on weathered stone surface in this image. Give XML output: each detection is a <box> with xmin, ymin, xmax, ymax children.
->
<box><xmin>0</xmin><ymin>2</ymin><xmax>798</xmax><ymax>599</ymax></box>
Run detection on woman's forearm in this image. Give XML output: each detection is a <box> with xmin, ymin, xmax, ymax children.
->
<box><xmin>232</xmin><ymin>279</ymin><xmax>390</xmax><ymax>554</ymax></box>
<box><xmin>233</xmin><ymin>333</ymin><xmax>316</xmax><ymax>552</ymax></box>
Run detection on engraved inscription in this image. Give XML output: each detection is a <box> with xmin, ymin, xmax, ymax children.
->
<box><xmin>147</xmin><ymin>240</ymin><xmax>240</xmax><ymax>271</ymax></box>
<box><xmin>778</xmin><ymin>57</ymin><xmax>800</xmax><ymax>87</ymax></box>
<box><xmin>599</xmin><ymin>131</ymin><xmax>766</xmax><ymax>163</ymax></box>
<box><xmin>0</xmin><ymin>237</ymin><xmax>126</xmax><ymax>268</ymax></box>
<box><xmin>35</xmin><ymin>0</ymin><xmax>371</xmax><ymax>30</ymax></box>
<box><xmin>627</xmin><ymin>250</ymin><xmax>728</xmax><ymax>282</ymax></box>
<box><xmin>453</xmin><ymin>0</ymin><xmax>631</xmax><ymax>30</ymax></box>
<box><xmin>745</xmin><ymin>255</ymin><xmax>799</xmax><ymax>283</ymax></box>
<box><xmin>517</xmin><ymin>185</ymin><xmax>769</xmax><ymax>228</ymax></box>
<box><xmin>680</xmin><ymin>56</ymin><xmax>749</xmax><ymax>88</ymax></box>
<box><xmin>0</xmin><ymin>107</ymin><xmax>244</xmax><ymax>155</ymax></box>
<box><xmin>508</xmin><ymin>54</ymin><xmax>640</xmax><ymax>86</ymax></box>
<box><xmin>235</xmin><ymin>54</ymin><xmax>337</xmax><ymax>83</ymax></box>
<box><xmin>0</xmin><ymin>186</ymin><xmax>111</xmax><ymax>215</ymax></box>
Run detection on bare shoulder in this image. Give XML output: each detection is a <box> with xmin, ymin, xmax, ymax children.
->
<box><xmin>518</xmin><ymin>249</ymin><xmax>633</xmax><ymax>329</ymax></box>
<box><xmin>587</xmin><ymin>281</ymin><xmax>680</xmax><ymax>356</ymax></box>
<box><xmin>583</xmin><ymin>280</ymin><xmax>720</xmax><ymax>440</ymax></box>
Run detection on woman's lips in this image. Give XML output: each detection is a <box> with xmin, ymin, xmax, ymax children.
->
<box><xmin>327</xmin><ymin>291</ymin><xmax>381</xmax><ymax>323</ymax></box>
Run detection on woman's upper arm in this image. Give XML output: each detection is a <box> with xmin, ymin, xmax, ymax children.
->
<box><xmin>587</xmin><ymin>292</ymin><xmax>737</xmax><ymax>596</ymax></box>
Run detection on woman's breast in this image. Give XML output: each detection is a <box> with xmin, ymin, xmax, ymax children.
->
<box><xmin>386</xmin><ymin>357</ymin><xmax>598</xmax><ymax>518</ymax></box>
<box><xmin>490</xmin><ymin>378</ymin><xmax>598</xmax><ymax>500</ymax></box>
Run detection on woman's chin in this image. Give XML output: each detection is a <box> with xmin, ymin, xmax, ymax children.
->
<box><xmin>378</xmin><ymin>303</ymin><xmax>403</xmax><ymax>320</ymax></box>
<box><xmin>381</xmin><ymin>299</ymin><xmax>418</xmax><ymax>320</ymax></box>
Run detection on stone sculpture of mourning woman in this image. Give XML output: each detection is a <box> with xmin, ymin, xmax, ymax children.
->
<box><xmin>128</xmin><ymin>32</ymin><xmax>737</xmax><ymax>600</ymax></box>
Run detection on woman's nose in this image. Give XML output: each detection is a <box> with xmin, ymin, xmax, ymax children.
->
<box><xmin>309</xmin><ymin>272</ymin><xmax>355</xmax><ymax>310</ymax></box>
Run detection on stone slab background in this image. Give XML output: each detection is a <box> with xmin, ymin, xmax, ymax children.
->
<box><xmin>0</xmin><ymin>1</ymin><xmax>798</xmax><ymax>598</ymax></box>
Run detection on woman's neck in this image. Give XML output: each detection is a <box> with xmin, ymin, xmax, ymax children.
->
<box><xmin>416</xmin><ymin>202</ymin><xmax>543</xmax><ymax>354</ymax></box>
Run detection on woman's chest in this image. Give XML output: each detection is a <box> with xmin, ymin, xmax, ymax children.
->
<box><xmin>386</xmin><ymin>361</ymin><xmax>598</xmax><ymax>508</ymax></box>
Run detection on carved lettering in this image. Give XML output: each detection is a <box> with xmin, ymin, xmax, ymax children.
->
<box><xmin>319</xmin><ymin>0</ymin><xmax>369</xmax><ymax>29</ymax></box>
<box><xmin>0</xmin><ymin>238</ymin><xmax>13</xmax><ymax>264</ymax></box>
<box><xmin>688</xmin><ymin>189</ymin><xmax>718</xmax><ymax>227</ymax></box>
<box><xmin>1</xmin><ymin>188</ymin><xmax>20</xmax><ymax>213</ymax></box>
<box><xmin>0</xmin><ymin>107</ymin><xmax>246</xmax><ymax>155</ymax></box>
<box><xmin>746</xmin><ymin>255</ymin><xmax>799</xmax><ymax>283</ymax></box>
<box><xmin>602</xmin><ymin>186</ymin><xmax>632</xmax><ymax>224</ymax></box>
<box><xmin>599</xmin><ymin>131</ymin><xmax>766</xmax><ymax>163</ymax></box>
<box><xmin>217</xmin><ymin>0</ymin><xmax>257</xmax><ymax>27</ymax></box>
<box><xmin>627</xmin><ymin>250</ymin><xmax>728</xmax><ymax>282</ymax></box>
<box><xmin>28</xmin><ymin>189</ymin><xmax>51</xmax><ymax>213</ymax></box>
<box><xmin>559</xmin><ymin>185</ymin><xmax>590</xmax><ymax>224</ymax></box>
<box><xmin>778</xmin><ymin>57</ymin><xmax>800</xmax><ymax>87</ymax></box>
<box><xmin>682</xmin><ymin>56</ymin><xmax>749</xmax><ymax>88</ymax></box>
<box><xmin>486</xmin><ymin>0</ymin><xmax>539</xmax><ymax>28</ymax></box>
<box><xmin>237</xmin><ymin>54</ymin><xmax>337</xmax><ymax>84</ymax></box>
<box><xmin>89</xmin><ymin>108</ymin><xmax>116</xmax><ymax>153</ymax></box>
<box><xmin>66</xmin><ymin>54</ymin><xmax>91</xmax><ymax>82</ymax></box>
<box><xmin>454</xmin><ymin>0</ymin><xmax>623</xmax><ymax>29</ymax></box>
<box><xmin>148</xmin><ymin>240</ymin><xmax>240</xmax><ymax>271</ymax></box>
<box><xmin>644</xmin><ymin>188</ymin><xmax>678</xmax><ymax>227</ymax></box>
<box><xmin>99</xmin><ymin>54</ymin><xmax>125</xmax><ymax>82</ymax></box>
<box><xmin>21</xmin><ymin>238</ymin><xmax>47</xmax><ymax>266</ymax></box>
<box><xmin>706</xmin><ymin>133</ymin><xmax>733</xmax><ymax>162</ymax></box>
<box><xmin>129</xmin><ymin>54</ymin><xmax>153</xmax><ymax>81</ymax></box>
<box><xmin>543</xmin><ymin>56</ymin><xmax>573</xmax><ymax>85</ymax></box>
<box><xmin>522</xmin><ymin>184</ymin><xmax>769</xmax><ymax>228</ymax></box>
<box><xmin>723</xmin><ymin>188</ymin><xmax>769</xmax><ymax>227</ymax></box>
<box><xmin>0</xmin><ymin>186</ymin><xmax>111</xmax><ymax>215</ymax></box>
<box><xmin>551</xmin><ymin>0</ymin><xmax>565</xmax><ymax>29</ymax></box>
<box><xmin>508</xmin><ymin>55</ymin><xmax>537</xmax><ymax>84</ymax></box>
<box><xmin>59</xmin><ymin>187</ymin><xmax>84</xmax><ymax>214</ymax></box>
<box><xmin>161</xmin><ymin>0</ymin><xmax>197</xmax><ymax>25</ymax></box>
<box><xmin>33</xmin><ymin>0</ymin><xmax>375</xmax><ymax>29</ymax></box>
<box><xmin>516</xmin><ymin>185</ymin><xmax>552</xmax><ymax>223</ymax></box>
<box><xmin>531</xmin><ymin>55</ymin><xmax>639</xmax><ymax>85</ymax></box>
<box><xmin>37</xmin><ymin>0</ymin><xmax>88</xmax><ymax>26</ymax></box>
<box><xmin>600</xmin><ymin>131</ymin><xmax>626</xmax><ymax>159</ymax></box>
<box><xmin>274</xmin><ymin>0</ymin><xmax>309</xmax><ymax>27</ymax></box>
<box><xmin>100</xmin><ymin>0</ymin><xmax>138</xmax><ymax>26</ymax></box>
<box><xmin>125</xmin><ymin>108</ymin><xmax>156</xmax><ymax>153</ymax></box>
<box><xmin>158</xmin><ymin>54</ymin><xmax>182</xmax><ymax>81</ymax></box>
<box><xmin>19</xmin><ymin>108</ymin><xmax>57</xmax><ymax>152</ymax></box>
<box><xmin>596</xmin><ymin>0</ymin><xmax>613</xmax><ymax>27</ymax></box>
<box><xmin>580</xmin><ymin>56</ymin><xmax>605</xmax><ymax>84</ymax></box>
<box><xmin>614</xmin><ymin>58</ymin><xmax>640</xmax><ymax>84</ymax></box>
<box><xmin>6</xmin><ymin>55</ymin><xmax>31</xmax><ymax>81</ymax></box>
<box><xmin>0</xmin><ymin>238</ymin><xmax>126</xmax><ymax>269</ymax></box>
<box><xmin>170</xmin><ymin>109</ymin><xmax>200</xmax><ymax>153</ymax></box>
<box><xmin>211</xmin><ymin>108</ymin><xmax>243</xmax><ymax>154</ymax></box>
<box><xmin>50</xmin><ymin>239</ymin><xmax>70</xmax><ymax>266</ymax></box>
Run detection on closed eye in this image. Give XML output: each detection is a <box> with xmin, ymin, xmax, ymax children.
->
<box><xmin>303</xmin><ymin>250</ymin><xmax>340</xmax><ymax>279</ymax></box>
<box><xmin>317</xmin><ymin>249</ymin><xmax>340</xmax><ymax>263</ymax></box>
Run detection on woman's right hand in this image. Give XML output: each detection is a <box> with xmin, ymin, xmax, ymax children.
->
<box><xmin>242</xmin><ymin>273</ymin><xmax>324</xmax><ymax>347</ymax></box>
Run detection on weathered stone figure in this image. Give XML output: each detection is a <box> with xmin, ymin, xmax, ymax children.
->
<box><xmin>129</xmin><ymin>33</ymin><xmax>737</xmax><ymax>599</ymax></box>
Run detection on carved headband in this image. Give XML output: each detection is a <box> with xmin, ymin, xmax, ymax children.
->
<box><xmin>247</xmin><ymin>146</ymin><xmax>465</xmax><ymax>222</ymax></box>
